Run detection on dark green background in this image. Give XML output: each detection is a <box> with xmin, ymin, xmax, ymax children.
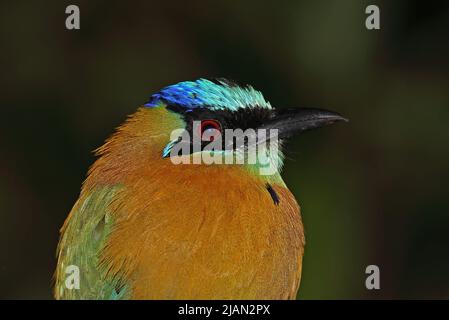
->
<box><xmin>1</xmin><ymin>0</ymin><xmax>448</xmax><ymax>299</ymax></box>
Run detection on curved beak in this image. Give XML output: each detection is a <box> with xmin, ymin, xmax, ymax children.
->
<box><xmin>260</xmin><ymin>108</ymin><xmax>348</xmax><ymax>139</ymax></box>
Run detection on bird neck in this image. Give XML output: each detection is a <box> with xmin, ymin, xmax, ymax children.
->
<box><xmin>83</xmin><ymin>106</ymin><xmax>286</xmax><ymax>192</ymax></box>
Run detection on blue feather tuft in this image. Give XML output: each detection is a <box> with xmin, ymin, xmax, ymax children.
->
<box><xmin>144</xmin><ymin>79</ymin><xmax>271</xmax><ymax>111</ymax></box>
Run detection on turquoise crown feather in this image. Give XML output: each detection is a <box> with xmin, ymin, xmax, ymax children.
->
<box><xmin>144</xmin><ymin>78</ymin><xmax>272</xmax><ymax>112</ymax></box>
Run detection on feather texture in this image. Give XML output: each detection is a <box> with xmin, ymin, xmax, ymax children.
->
<box><xmin>55</xmin><ymin>106</ymin><xmax>304</xmax><ymax>299</ymax></box>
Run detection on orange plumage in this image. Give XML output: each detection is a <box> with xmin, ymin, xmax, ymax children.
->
<box><xmin>55</xmin><ymin>79</ymin><xmax>345</xmax><ymax>300</ymax></box>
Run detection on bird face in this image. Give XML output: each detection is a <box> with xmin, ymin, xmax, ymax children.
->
<box><xmin>145</xmin><ymin>78</ymin><xmax>347</xmax><ymax>176</ymax></box>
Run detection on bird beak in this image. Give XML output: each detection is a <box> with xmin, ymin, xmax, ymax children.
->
<box><xmin>260</xmin><ymin>108</ymin><xmax>348</xmax><ymax>139</ymax></box>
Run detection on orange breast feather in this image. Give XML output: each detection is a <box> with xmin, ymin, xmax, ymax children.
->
<box><xmin>81</xmin><ymin>107</ymin><xmax>305</xmax><ymax>299</ymax></box>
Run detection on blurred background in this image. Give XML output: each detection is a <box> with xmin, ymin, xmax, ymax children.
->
<box><xmin>1</xmin><ymin>0</ymin><xmax>448</xmax><ymax>299</ymax></box>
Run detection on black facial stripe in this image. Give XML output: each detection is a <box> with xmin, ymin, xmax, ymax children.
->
<box><xmin>167</xmin><ymin>104</ymin><xmax>274</xmax><ymax>130</ymax></box>
<box><xmin>225</xmin><ymin>107</ymin><xmax>274</xmax><ymax>130</ymax></box>
<box><xmin>165</xmin><ymin>104</ymin><xmax>276</xmax><ymax>153</ymax></box>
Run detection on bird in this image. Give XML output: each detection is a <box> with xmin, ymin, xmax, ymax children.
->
<box><xmin>54</xmin><ymin>78</ymin><xmax>346</xmax><ymax>299</ymax></box>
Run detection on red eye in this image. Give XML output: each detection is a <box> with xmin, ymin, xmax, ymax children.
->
<box><xmin>200</xmin><ymin>119</ymin><xmax>222</xmax><ymax>141</ymax></box>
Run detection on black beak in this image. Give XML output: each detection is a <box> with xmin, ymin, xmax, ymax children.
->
<box><xmin>260</xmin><ymin>108</ymin><xmax>348</xmax><ymax>139</ymax></box>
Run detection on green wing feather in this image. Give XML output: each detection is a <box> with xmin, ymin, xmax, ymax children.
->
<box><xmin>54</xmin><ymin>186</ymin><xmax>129</xmax><ymax>299</ymax></box>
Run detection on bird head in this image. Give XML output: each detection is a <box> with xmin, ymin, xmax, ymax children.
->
<box><xmin>142</xmin><ymin>78</ymin><xmax>347</xmax><ymax>178</ymax></box>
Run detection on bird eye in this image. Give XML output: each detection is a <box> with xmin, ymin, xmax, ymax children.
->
<box><xmin>200</xmin><ymin>119</ymin><xmax>222</xmax><ymax>141</ymax></box>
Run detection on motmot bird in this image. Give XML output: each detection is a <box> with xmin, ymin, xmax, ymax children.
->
<box><xmin>54</xmin><ymin>78</ymin><xmax>346</xmax><ymax>299</ymax></box>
